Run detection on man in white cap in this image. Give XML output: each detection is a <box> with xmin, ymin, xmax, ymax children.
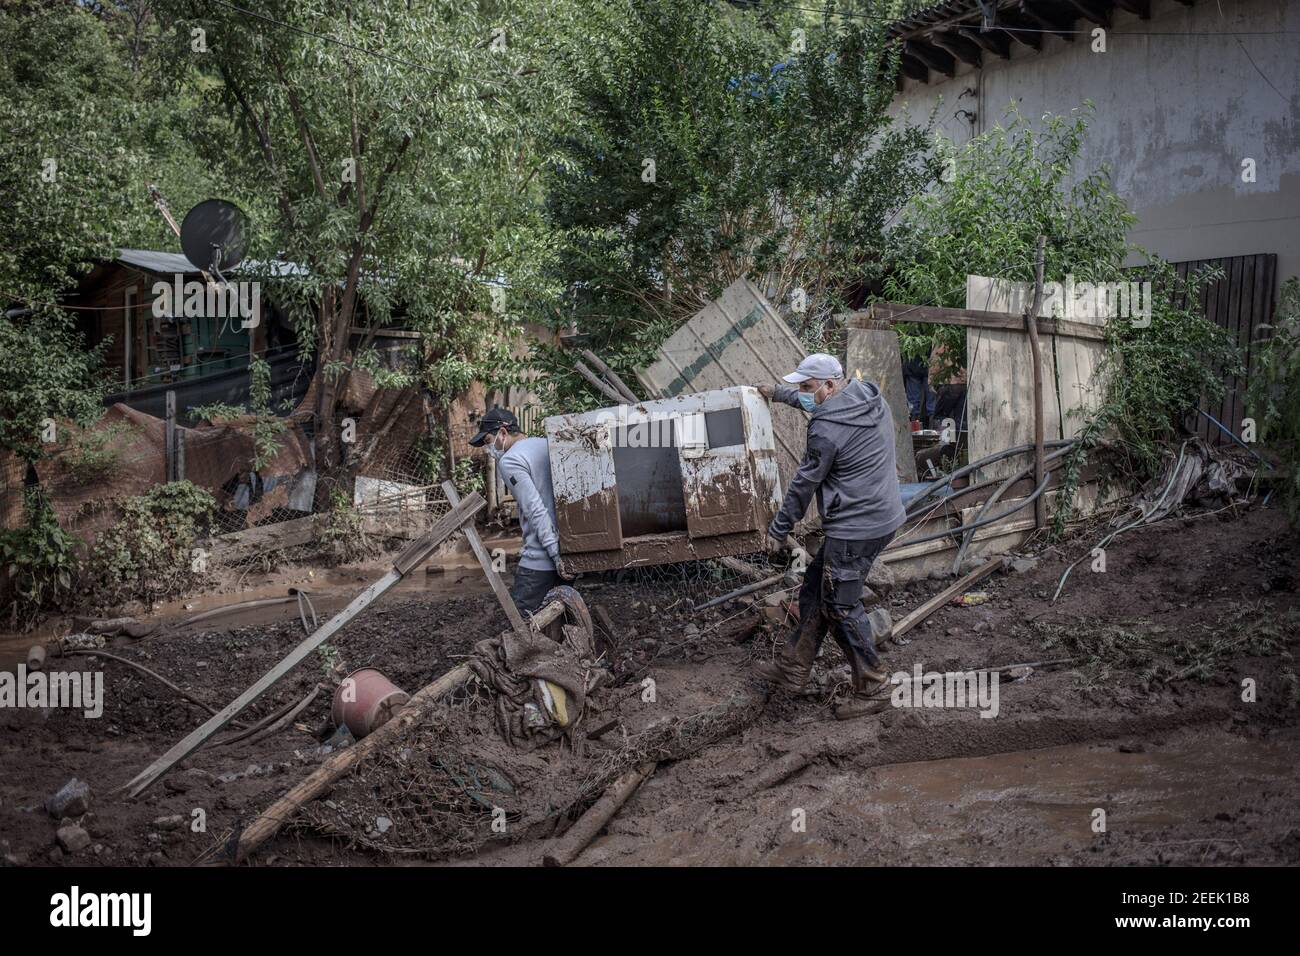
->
<box><xmin>754</xmin><ymin>353</ymin><xmax>907</xmax><ymax>699</ymax></box>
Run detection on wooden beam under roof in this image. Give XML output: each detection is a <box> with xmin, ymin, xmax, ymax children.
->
<box><xmin>930</xmin><ymin>30</ymin><xmax>984</xmax><ymax>68</ymax></box>
<box><xmin>904</xmin><ymin>39</ymin><xmax>957</xmax><ymax>78</ymax></box>
<box><xmin>1017</xmin><ymin>0</ymin><xmax>1078</xmax><ymax>41</ymax></box>
<box><xmin>958</xmin><ymin>25</ymin><xmax>1011</xmax><ymax>59</ymax></box>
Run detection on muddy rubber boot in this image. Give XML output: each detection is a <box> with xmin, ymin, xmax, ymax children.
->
<box><xmin>753</xmin><ymin>621</ymin><xmax>821</xmax><ymax>693</ymax></box>
<box><xmin>848</xmin><ymin>656</ymin><xmax>891</xmax><ymax>699</ymax></box>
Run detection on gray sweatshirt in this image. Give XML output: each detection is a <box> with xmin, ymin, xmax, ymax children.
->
<box><xmin>498</xmin><ymin>436</ymin><xmax>561</xmax><ymax>570</ymax></box>
<box><xmin>770</xmin><ymin>377</ymin><xmax>907</xmax><ymax>541</ymax></box>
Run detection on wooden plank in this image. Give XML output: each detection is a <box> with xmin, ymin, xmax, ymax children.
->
<box><xmin>850</xmin><ymin>302</ymin><xmax>1107</xmax><ymax>341</ymax></box>
<box><xmin>122</xmin><ymin>493</ymin><xmax>484</xmax><ymax>797</ymax></box>
<box><xmin>211</xmin><ymin>514</ymin><xmax>318</xmax><ymax>563</ymax></box>
<box><xmin>442</xmin><ymin>480</ymin><xmax>528</xmax><ymax>636</ymax></box>
<box><xmin>636</xmin><ymin>278</ymin><xmax>808</xmax><ymax>493</ymax></box>
<box><xmin>846</xmin><ymin>327</ymin><xmax>918</xmax><ymax>482</ymax></box>
<box><xmin>965</xmin><ymin>276</ymin><xmax>1062</xmax><ymax>482</ymax></box>
<box><xmin>890</xmin><ymin>557</ymin><xmax>1004</xmax><ymax>640</ymax></box>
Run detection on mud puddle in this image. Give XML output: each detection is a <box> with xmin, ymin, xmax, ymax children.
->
<box><xmin>566</xmin><ymin>724</ymin><xmax>1300</xmax><ymax>867</ymax></box>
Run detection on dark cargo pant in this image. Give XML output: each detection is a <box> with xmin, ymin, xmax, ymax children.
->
<box><xmin>791</xmin><ymin>533</ymin><xmax>893</xmax><ymax>672</ymax></box>
<box><xmin>510</xmin><ymin>566</ymin><xmax>562</xmax><ymax>615</ymax></box>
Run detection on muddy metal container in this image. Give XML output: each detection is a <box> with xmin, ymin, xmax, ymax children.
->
<box><xmin>545</xmin><ymin>386</ymin><xmax>783</xmax><ymax>575</ymax></box>
<box><xmin>331</xmin><ymin>668</ymin><xmax>410</xmax><ymax>739</ymax></box>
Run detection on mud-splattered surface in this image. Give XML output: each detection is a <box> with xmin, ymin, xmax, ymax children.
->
<box><xmin>2</xmin><ymin>505</ymin><xmax>1297</xmax><ymax>867</ymax></box>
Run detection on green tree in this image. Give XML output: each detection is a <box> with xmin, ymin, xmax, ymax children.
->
<box><xmin>879</xmin><ymin>105</ymin><xmax>1240</xmax><ymax>519</ymax></box>
<box><xmin>0</xmin><ymin>2</ymin><xmax>149</xmax><ymax>459</ymax></box>
<box><xmin>537</xmin><ymin>0</ymin><xmax>935</xmax><ymax>410</ymax></box>
<box><xmin>153</xmin><ymin>0</ymin><xmax>582</xmax><ymax>482</ymax></box>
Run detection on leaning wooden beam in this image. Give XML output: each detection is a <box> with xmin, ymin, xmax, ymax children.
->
<box><xmin>573</xmin><ymin>360</ymin><xmax>627</xmax><ymax>405</ymax></box>
<box><xmin>580</xmin><ymin>349</ymin><xmax>640</xmax><ymax>404</ymax></box>
<box><xmin>231</xmin><ymin>663</ymin><xmax>474</xmax><ymax>863</ymax></box>
<box><xmin>844</xmin><ymin>302</ymin><xmax>1107</xmax><ymax>342</ymax></box>
<box><xmin>888</xmin><ymin>557</ymin><xmax>1005</xmax><ymax>642</ymax></box>
<box><xmin>121</xmin><ymin>493</ymin><xmax>485</xmax><ymax>798</ymax></box>
<box><xmin>442</xmin><ymin>481</ymin><xmax>529</xmax><ymax>638</ymax></box>
<box><xmin>541</xmin><ymin>762</ymin><xmax>656</xmax><ymax>867</ymax></box>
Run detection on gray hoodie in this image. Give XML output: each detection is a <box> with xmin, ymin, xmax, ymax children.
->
<box><xmin>769</xmin><ymin>377</ymin><xmax>907</xmax><ymax>541</ymax></box>
<box><xmin>497</xmin><ymin>436</ymin><xmax>561</xmax><ymax>571</ymax></box>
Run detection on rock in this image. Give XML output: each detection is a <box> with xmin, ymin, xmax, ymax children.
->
<box><xmin>49</xmin><ymin>847</ymin><xmax>65</xmax><ymax>864</ymax></box>
<box><xmin>1010</xmin><ymin>556</ymin><xmax>1038</xmax><ymax>574</ymax></box>
<box><xmin>56</xmin><ymin>824</ymin><xmax>91</xmax><ymax>854</ymax></box>
<box><xmin>867</xmin><ymin>607</ymin><xmax>892</xmax><ymax>641</ymax></box>
<box><xmin>375</xmin><ymin>816</ymin><xmax>393</xmax><ymax>835</ymax></box>
<box><xmin>866</xmin><ymin>561</ymin><xmax>895</xmax><ymax>596</ymax></box>
<box><xmin>46</xmin><ymin>778</ymin><xmax>91</xmax><ymax>820</ymax></box>
<box><xmin>153</xmin><ymin>814</ymin><xmax>185</xmax><ymax>832</ymax></box>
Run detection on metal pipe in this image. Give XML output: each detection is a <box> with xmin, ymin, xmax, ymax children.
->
<box><xmin>905</xmin><ymin>439</ymin><xmax>1077</xmax><ymax>516</ymax></box>
<box><xmin>889</xmin><ymin>468</ymin><xmax>1050</xmax><ymax>548</ymax></box>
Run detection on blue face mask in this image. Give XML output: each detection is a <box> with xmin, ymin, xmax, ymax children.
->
<box><xmin>797</xmin><ymin>383</ymin><xmax>825</xmax><ymax>412</ymax></box>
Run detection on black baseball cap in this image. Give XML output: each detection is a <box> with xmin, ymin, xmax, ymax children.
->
<box><xmin>469</xmin><ymin>406</ymin><xmax>519</xmax><ymax>446</ymax></box>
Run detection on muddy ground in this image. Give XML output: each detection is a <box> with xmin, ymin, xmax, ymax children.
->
<box><xmin>1</xmin><ymin>504</ymin><xmax>1298</xmax><ymax>867</ymax></box>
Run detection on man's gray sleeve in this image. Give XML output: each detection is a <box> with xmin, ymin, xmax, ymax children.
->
<box><xmin>772</xmin><ymin>385</ymin><xmax>805</xmax><ymax>410</ymax></box>
<box><xmin>769</xmin><ymin>430</ymin><xmax>837</xmax><ymax>539</ymax></box>
<box><xmin>500</xmin><ymin>458</ymin><xmax>561</xmax><ymax>561</ymax></box>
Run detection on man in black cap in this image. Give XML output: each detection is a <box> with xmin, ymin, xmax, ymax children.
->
<box><xmin>469</xmin><ymin>407</ymin><xmax>567</xmax><ymax>614</ymax></box>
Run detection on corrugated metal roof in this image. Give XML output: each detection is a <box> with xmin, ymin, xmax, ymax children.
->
<box><xmin>114</xmin><ymin>249</ymin><xmax>309</xmax><ymax>278</ymax></box>
<box><xmin>116</xmin><ymin>249</ymin><xmax>197</xmax><ymax>274</ymax></box>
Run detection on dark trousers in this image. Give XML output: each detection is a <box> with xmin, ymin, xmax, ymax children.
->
<box><xmin>792</xmin><ymin>533</ymin><xmax>893</xmax><ymax>671</ymax></box>
<box><xmin>510</xmin><ymin>565</ymin><xmax>562</xmax><ymax>615</ymax></box>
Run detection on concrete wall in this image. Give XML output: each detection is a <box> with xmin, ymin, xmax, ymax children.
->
<box><xmin>888</xmin><ymin>0</ymin><xmax>1300</xmax><ymax>285</ymax></box>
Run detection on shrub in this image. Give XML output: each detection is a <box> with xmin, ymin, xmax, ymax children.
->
<box><xmin>82</xmin><ymin>481</ymin><xmax>216</xmax><ymax>610</ymax></box>
<box><xmin>0</xmin><ymin>489</ymin><xmax>79</xmax><ymax>629</ymax></box>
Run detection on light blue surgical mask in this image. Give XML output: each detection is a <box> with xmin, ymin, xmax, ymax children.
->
<box><xmin>487</xmin><ymin>432</ymin><xmax>506</xmax><ymax>459</ymax></box>
<box><xmin>797</xmin><ymin>382</ymin><xmax>826</xmax><ymax>412</ymax></box>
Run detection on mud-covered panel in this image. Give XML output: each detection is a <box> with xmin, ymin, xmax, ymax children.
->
<box><xmin>683</xmin><ymin>455</ymin><xmax>758</xmax><ymax>537</ymax></box>
<box><xmin>555</xmin><ymin>486</ymin><xmax>622</xmax><ymax>553</ymax></box>
<box><xmin>560</xmin><ymin>528</ymin><xmax>767</xmax><ymax>575</ymax></box>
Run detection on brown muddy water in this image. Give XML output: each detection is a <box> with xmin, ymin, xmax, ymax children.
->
<box><xmin>505</xmin><ymin>725</ymin><xmax>1300</xmax><ymax>867</ymax></box>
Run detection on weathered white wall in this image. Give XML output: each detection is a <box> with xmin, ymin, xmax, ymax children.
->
<box><xmin>889</xmin><ymin>0</ymin><xmax>1300</xmax><ymax>283</ymax></box>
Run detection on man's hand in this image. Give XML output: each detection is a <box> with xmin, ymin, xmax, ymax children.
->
<box><xmin>756</xmin><ymin>384</ymin><xmax>774</xmax><ymax>400</ymax></box>
<box><xmin>554</xmin><ymin>555</ymin><xmax>574</xmax><ymax>582</ymax></box>
<box><xmin>765</xmin><ymin>532</ymin><xmax>789</xmax><ymax>557</ymax></box>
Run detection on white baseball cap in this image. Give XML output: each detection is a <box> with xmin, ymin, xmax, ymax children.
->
<box><xmin>782</xmin><ymin>353</ymin><xmax>843</xmax><ymax>383</ymax></box>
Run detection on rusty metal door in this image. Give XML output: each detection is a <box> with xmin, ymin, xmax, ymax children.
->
<box><xmin>677</xmin><ymin>406</ymin><xmax>759</xmax><ymax>539</ymax></box>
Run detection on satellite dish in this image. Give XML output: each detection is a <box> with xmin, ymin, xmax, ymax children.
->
<box><xmin>180</xmin><ymin>199</ymin><xmax>248</xmax><ymax>275</ymax></box>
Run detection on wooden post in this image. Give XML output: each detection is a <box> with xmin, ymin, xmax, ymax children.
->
<box><xmin>573</xmin><ymin>360</ymin><xmax>627</xmax><ymax>405</ymax></box>
<box><xmin>1025</xmin><ymin>235</ymin><xmax>1048</xmax><ymax>530</ymax></box>
<box><xmin>164</xmin><ymin>390</ymin><xmax>177</xmax><ymax>483</ymax></box>
<box><xmin>580</xmin><ymin>349</ymin><xmax>640</xmax><ymax>404</ymax></box>
<box><xmin>542</xmin><ymin>762</ymin><xmax>656</xmax><ymax>866</ymax></box>
<box><xmin>441</xmin><ymin>480</ymin><xmax>529</xmax><ymax>638</ymax></box>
